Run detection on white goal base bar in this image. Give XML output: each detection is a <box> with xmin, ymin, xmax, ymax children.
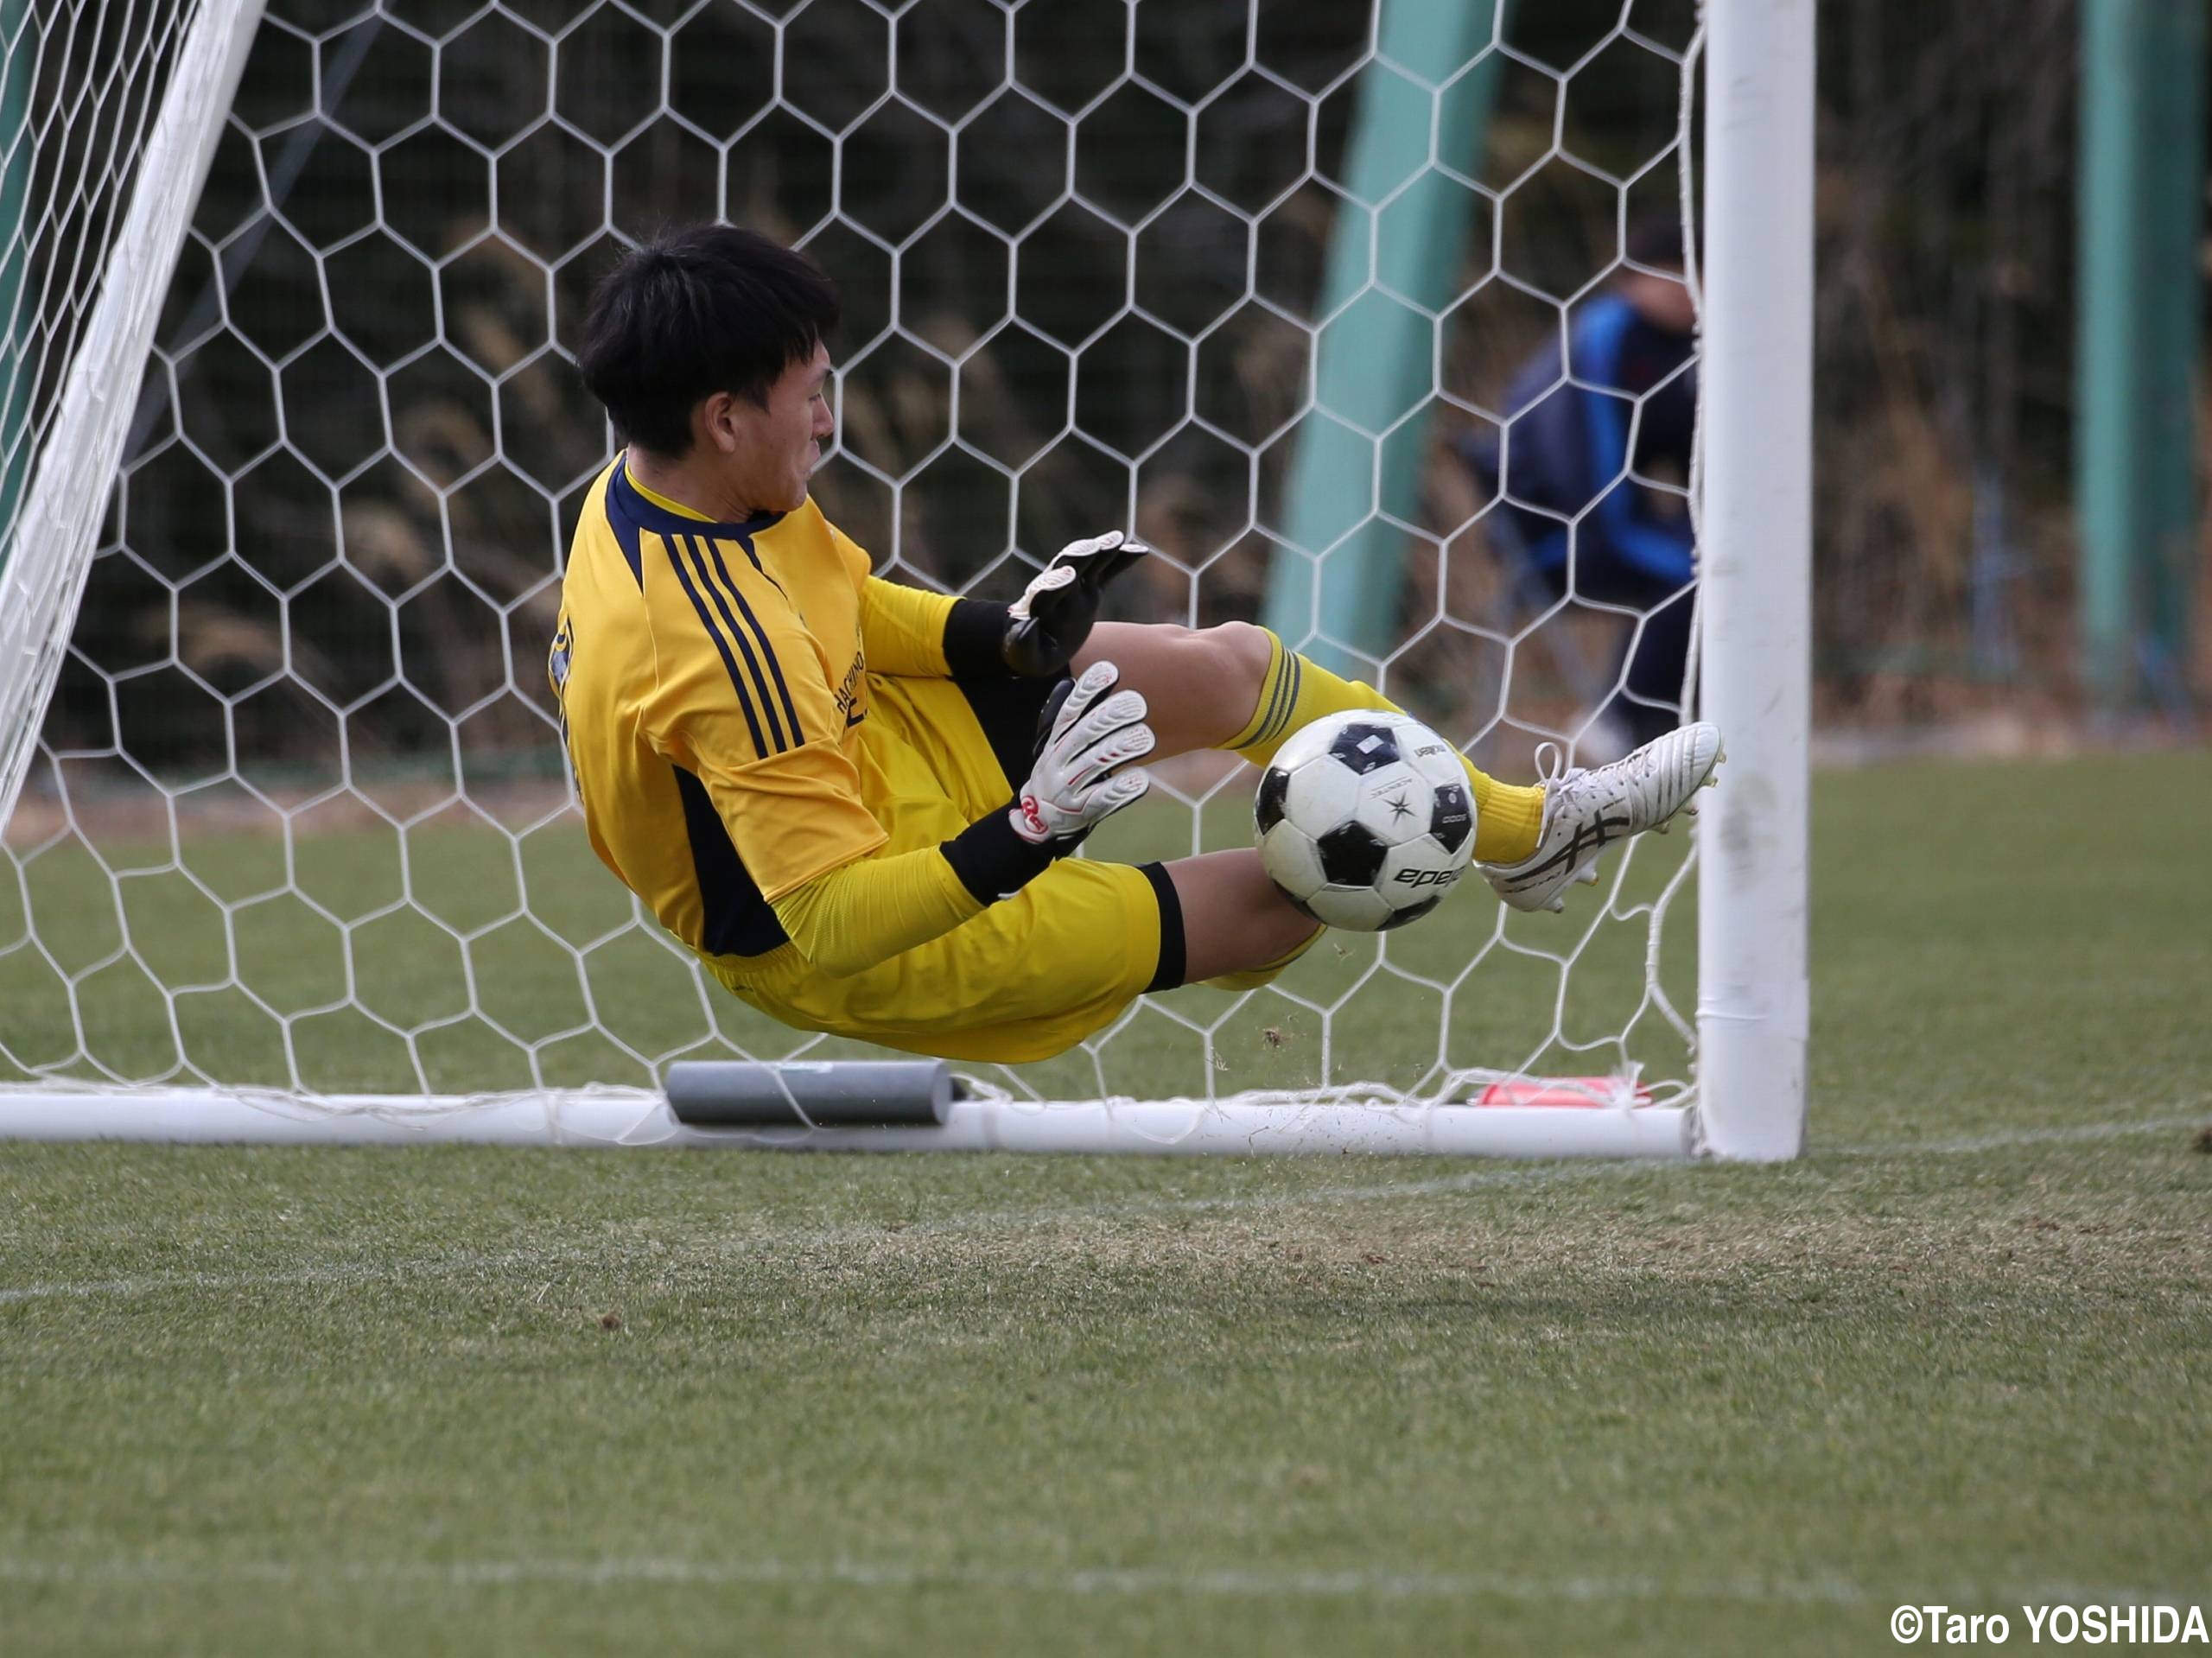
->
<box><xmin>0</xmin><ymin>1087</ymin><xmax>1697</xmax><ymax>1159</ymax></box>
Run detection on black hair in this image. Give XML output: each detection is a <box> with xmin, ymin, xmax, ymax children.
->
<box><xmin>577</xmin><ymin>225</ymin><xmax>840</xmax><ymax>457</ymax></box>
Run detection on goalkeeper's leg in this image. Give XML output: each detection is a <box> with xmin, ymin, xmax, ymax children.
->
<box><xmin>1077</xmin><ymin>620</ymin><xmax>1548</xmax><ymax>864</ymax></box>
<box><xmin>1077</xmin><ymin>620</ymin><xmax>1721</xmax><ymax>914</ymax></box>
<box><xmin>1160</xmin><ymin>849</ymin><xmax>1323</xmax><ymax>988</ymax></box>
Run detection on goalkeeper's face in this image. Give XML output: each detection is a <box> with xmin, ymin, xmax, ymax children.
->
<box><xmin>713</xmin><ymin>344</ymin><xmax>834</xmax><ymax>515</ymax></box>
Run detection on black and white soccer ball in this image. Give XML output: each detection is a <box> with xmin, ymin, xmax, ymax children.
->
<box><xmin>1253</xmin><ymin>712</ymin><xmax>1476</xmax><ymax>932</ymax></box>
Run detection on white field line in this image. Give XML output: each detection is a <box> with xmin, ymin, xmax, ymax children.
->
<box><xmin>1828</xmin><ymin>1112</ymin><xmax>2209</xmax><ymax>1159</ymax></box>
<box><xmin>0</xmin><ymin>1554</ymin><xmax>2202</xmax><ymax>1610</ymax></box>
<box><xmin>0</xmin><ymin>1249</ymin><xmax>542</xmax><ymax>1308</ymax></box>
<box><xmin>2</xmin><ymin>1112</ymin><xmax>2204</xmax><ymax>1309</ymax></box>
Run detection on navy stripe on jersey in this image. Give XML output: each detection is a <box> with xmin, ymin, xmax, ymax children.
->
<box><xmin>600</xmin><ymin>465</ymin><xmax>647</xmax><ymax>588</ymax></box>
<box><xmin>664</xmin><ymin>538</ymin><xmax>772</xmax><ymax>756</ymax></box>
<box><xmin>702</xmin><ymin>536</ymin><xmax>805</xmax><ymax>745</ymax></box>
<box><xmin>730</xmin><ymin>533</ymin><xmax>793</xmax><ymax>600</ymax></box>
<box><xmin>671</xmin><ymin>764</ymin><xmax>789</xmax><ymax>957</ymax></box>
<box><xmin>680</xmin><ymin>535</ymin><xmax>791</xmax><ymax>753</ymax></box>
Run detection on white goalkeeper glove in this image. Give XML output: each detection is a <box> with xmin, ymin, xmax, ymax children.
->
<box><xmin>1001</xmin><ymin>531</ymin><xmax>1151</xmax><ymax>677</ymax></box>
<box><xmin>1009</xmin><ymin>660</ymin><xmax>1154</xmax><ymax>845</ymax></box>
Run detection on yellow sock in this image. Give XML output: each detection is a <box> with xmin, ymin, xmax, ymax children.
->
<box><xmin>1227</xmin><ymin>631</ymin><xmax>1546</xmax><ymax>864</ymax></box>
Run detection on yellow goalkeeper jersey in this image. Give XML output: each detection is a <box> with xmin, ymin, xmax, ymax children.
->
<box><xmin>550</xmin><ymin>454</ymin><xmax>962</xmax><ymax>962</ymax></box>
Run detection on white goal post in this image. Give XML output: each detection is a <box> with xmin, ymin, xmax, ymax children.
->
<box><xmin>0</xmin><ymin>0</ymin><xmax>1808</xmax><ymax>1159</ymax></box>
<box><xmin>1695</xmin><ymin>0</ymin><xmax>1813</xmax><ymax>1161</ymax></box>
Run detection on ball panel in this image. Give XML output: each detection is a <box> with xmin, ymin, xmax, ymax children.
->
<box><xmin>1400</xmin><ymin>729</ymin><xmax>1468</xmax><ymax>789</ymax></box>
<box><xmin>1351</xmin><ymin>763</ymin><xmax>1429</xmax><ymax>844</ymax></box>
<box><xmin>1429</xmin><ymin>781</ymin><xmax>1474</xmax><ymax>856</ymax></box>
<box><xmin>1315</xmin><ymin>821</ymin><xmax>1388</xmax><ymax>887</ymax></box>
<box><xmin>1326</xmin><ymin>720</ymin><xmax>1402</xmax><ymax>776</ymax></box>
<box><xmin>1376</xmin><ymin>894</ymin><xmax>1443</xmax><ymax>931</ymax></box>
<box><xmin>1282</xmin><ymin>752</ymin><xmax>1359</xmax><ymax>829</ymax></box>
<box><xmin>1257</xmin><ymin>822</ymin><xmax>1326</xmax><ymax>900</ymax></box>
<box><xmin>1254</xmin><ymin>765</ymin><xmax>1290</xmax><ymax>834</ymax></box>
<box><xmin>1268</xmin><ymin>715</ymin><xmax>1342</xmax><ymax>772</ymax></box>
<box><xmin>1378</xmin><ymin>837</ymin><xmax>1468</xmax><ymax>903</ymax></box>
<box><xmin>1303</xmin><ymin>883</ymin><xmax>1393</xmax><ymax>931</ymax></box>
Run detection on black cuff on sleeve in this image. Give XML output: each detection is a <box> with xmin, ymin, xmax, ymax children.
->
<box><xmin>1139</xmin><ymin>861</ymin><xmax>1186</xmax><ymax>993</ymax></box>
<box><xmin>943</xmin><ymin>597</ymin><xmax>1014</xmax><ymax>677</ymax></box>
<box><xmin>940</xmin><ymin>803</ymin><xmax>1060</xmax><ymax>905</ymax></box>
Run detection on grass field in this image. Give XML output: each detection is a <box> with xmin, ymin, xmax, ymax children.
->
<box><xmin>3</xmin><ymin>751</ymin><xmax>2209</xmax><ymax>1655</ymax></box>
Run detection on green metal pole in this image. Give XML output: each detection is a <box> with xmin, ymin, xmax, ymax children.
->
<box><xmin>2075</xmin><ymin>0</ymin><xmax>2205</xmax><ymax>714</ymax></box>
<box><xmin>1261</xmin><ymin>0</ymin><xmax>1505</xmax><ymax>678</ymax></box>
<box><xmin>0</xmin><ymin>0</ymin><xmax>35</xmax><ymax>569</ymax></box>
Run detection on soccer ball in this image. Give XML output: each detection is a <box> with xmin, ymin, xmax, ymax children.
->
<box><xmin>1253</xmin><ymin>712</ymin><xmax>1477</xmax><ymax>931</ymax></box>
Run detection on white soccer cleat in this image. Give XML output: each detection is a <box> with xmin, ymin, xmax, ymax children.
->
<box><xmin>1479</xmin><ymin>721</ymin><xmax>1725</xmax><ymax>914</ymax></box>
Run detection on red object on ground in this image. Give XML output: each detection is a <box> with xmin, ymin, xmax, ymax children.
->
<box><xmin>1472</xmin><ymin>1077</ymin><xmax>1653</xmax><ymax>1109</ymax></box>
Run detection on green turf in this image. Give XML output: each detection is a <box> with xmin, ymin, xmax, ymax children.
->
<box><xmin>3</xmin><ymin>752</ymin><xmax>2209</xmax><ymax>1656</ymax></box>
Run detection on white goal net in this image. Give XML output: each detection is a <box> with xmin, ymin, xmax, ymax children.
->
<box><xmin>0</xmin><ymin>0</ymin><xmax>1808</xmax><ymax>1154</ymax></box>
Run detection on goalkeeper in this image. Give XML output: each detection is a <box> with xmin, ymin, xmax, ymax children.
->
<box><xmin>551</xmin><ymin>226</ymin><xmax>1719</xmax><ymax>1063</ymax></box>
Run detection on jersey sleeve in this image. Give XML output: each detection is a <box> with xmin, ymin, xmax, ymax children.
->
<box><xmin>770</xmin><ymin>842</ymin><xmax>983</xmax><ymax>978</ymax></box>
<box><xmin>771</xmin><ymin>780</ymin><xmax>1070</xmax><ymax>977</ymax></box>
<box><xmin>836</xmin><ymin>520</ymin><xmax>1011</xmax><ymax>680</ymax></box>
<box><xmin>860</xmin><ymin>575</ymin><xmax>959</xmax><ymax>676</ymax></box>
<box><xmin>642</xmin><ymin>535</ymin><xmax>888</xmax><ymax>901</ymax></box>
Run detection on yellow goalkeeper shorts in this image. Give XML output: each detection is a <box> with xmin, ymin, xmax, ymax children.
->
<box><xmin>703</xmin><ymin>672</ymin><xmax>1181</xmax><ymax>1064</ymax></box>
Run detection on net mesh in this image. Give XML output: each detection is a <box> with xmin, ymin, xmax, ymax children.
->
<box><xmin>0</xmin><ymin>0</ymin><xmax>1705</xmax><ymax>1127</ymax></box>
<box><xmin>0</xmin><ymin>0</ymin><xmax>207</xmax><ymax>826</ymax></box>
<box><xmin>0</xmin><ymin>0</ymin><xmax>194</xmax><ymax>520</ymax></box>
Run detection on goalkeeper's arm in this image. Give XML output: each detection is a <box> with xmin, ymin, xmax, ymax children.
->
<box><xmin>861</xmin><ymin>532</ymin><xmax>1151</xmax><ymax>680</ymax></box>
<box><xmin>769</xmin><ymin>664</ymin><xmax>1153</xmax><ymax>978</ymax></box>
